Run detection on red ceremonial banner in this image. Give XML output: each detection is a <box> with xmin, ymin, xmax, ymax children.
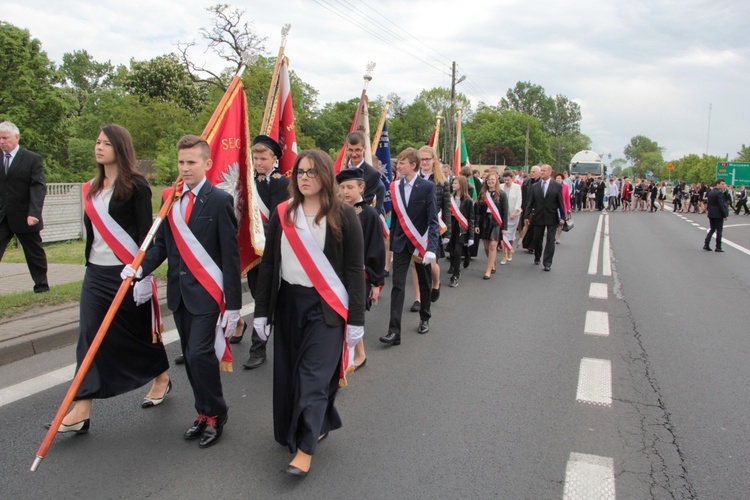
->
<box><xmin>203</xmin><ymin>76</ymin><xmax>262</xmax><ymax>273</ymax></box>
<box><xmin>267</xmin><ymin>58</ymin><xmax>298</xmax><ymax>177</ymax></box>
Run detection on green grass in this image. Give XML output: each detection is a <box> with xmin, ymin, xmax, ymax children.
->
<box><xmin>1</xmin><ymin>240</ymin><xmax>167</xmax><ymax>319</ymax></box>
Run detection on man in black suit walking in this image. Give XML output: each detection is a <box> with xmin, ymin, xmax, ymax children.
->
<box><xmin>524</xmin><ymin>164</ymin><xmax>566</xmax><ymax>271</ymax></box>
<box><xmin>0</xmin><ymin>121</ymin><xmax>49</xmax><ymax>292</ymax></box>
<box><xmin>704</xmin><ymin>179</ymin><xmax>729</xmax><ymax>252</ymax></box>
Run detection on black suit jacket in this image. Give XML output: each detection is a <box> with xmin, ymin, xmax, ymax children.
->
<box><xmin>255</xmin><ymin>169</ymin><xmax>290</xmax><ymax>216</ymax></box>
<box><xmin>0</xmin><ymin>147</ymin><xmax>46</xmax><ymax>233</ymax></box>
<box><xmin>84</xmin><ymin>176</ymin><xmax>153</xmax><ymax>264</ymax></box>
<box><xmin>254</xmin><ymin>203</ymin><xmax>366</xmax><ymax>328</ymax></box>
<box><xmin>706</xmin><ymin>187</ymin><xmax>729</xmax><ymax>219</ymax></box>
<box><xmin>390</xmin><ymin>175</ymin><xmax>439</xmax><ymax>255</ymax></box>
<box><xmin>525</xmin><ymin>179</ymin><xmax>566</xmax><ymax>226</ymax></box>
<box><xmin>140</xmin><ymin>181</ymin><xmax>242</xmax><ymax>315</ymax></box>
<box><xmin>357</xmin><ymin>161</ymin><xmax>385</xmax><ymax>215</ymax></box>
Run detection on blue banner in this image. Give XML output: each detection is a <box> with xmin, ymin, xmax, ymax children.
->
<box><xmin>375</xmin><ymin>120</ymin><xmax>393</xmax><ymax>217</ymax></box>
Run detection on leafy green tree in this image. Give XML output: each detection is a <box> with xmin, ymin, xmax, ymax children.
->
<box><xmin>60</xmin><ymin>137</ymin><xmax>97</xmax><ymax>182</ymax></box>
<box><xmin>465</xmin><ymin>107</ymin><xmax>551</xmax><ymax>167</ymax></box>
<box><xmin>671</xmin><ymin>154</ymin><xmax>724</xmax><ymax>184</ymax></box>
<box><xmin>0</xmin><ymin>22</ymin><xmax>75</xmax><ymax>175</ymax></box>
<box><xmin>610</xmin><ymin>158</ymin><xmax>628</xmax><ymax>176</ymax></box>
<box><xmin>124</xmin><ymin>54</ymin><xmax>207</xmax><ymax>115</ymax></box>
<box><xmin>735</xmin><ymin>144</ymin><xmax>750</xmax><ymax>162</ymax></box>
<box><xmin>59</xmin><ymin>50</ymin><xmax>114</xmax><ymax>114</ymax></box>
<box><xmin>388</xmin><ymin>100</ymin><xmax>435</xmax><ymax>154</ymax></box>
<box><xmin>499</xmin><ymin>82</ymin><xmax>552</xmax><ymax>125</ymax></box>
<box><xmin>550</xmin><ymin>132</ymin><xmax>591</xmax><ymax>172</ymax></box>
<box><xmin>624</xmin><ymin>135</ymin><xmax>664</xmax><ymax>176</ymax></box>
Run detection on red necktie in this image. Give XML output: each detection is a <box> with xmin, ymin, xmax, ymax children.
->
<box><xmin>184</xmin><ymin>191</ymin><xmax>195</xmax><ymax>222</ymax></box>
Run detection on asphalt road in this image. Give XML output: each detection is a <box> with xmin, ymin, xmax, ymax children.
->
<box><xmin>1</xmin><ymin>207</ymin><xmax>748</xmax><ymax>499</ymax></box>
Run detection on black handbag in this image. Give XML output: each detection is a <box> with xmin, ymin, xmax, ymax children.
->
<box><xmin>563</xmin><ymin>216</ymin><xmax>574</xmax><ymax>232</ymax></box>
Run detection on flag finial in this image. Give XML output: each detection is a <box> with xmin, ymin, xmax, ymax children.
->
<box><xmin>241</xmin><ymin>49</ymin><xmax>259</xmax><ymax>66</ymax></box>
<box><xmin>364</xmin><ymin>62</ymin><xmax>376</xmax><ymax>81</ymax></box>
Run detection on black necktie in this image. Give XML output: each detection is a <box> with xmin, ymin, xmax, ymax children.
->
<box><xmin>4</xmin><ymin>153</ymin><xmax>10</xmax><ymax>174</ymax></box>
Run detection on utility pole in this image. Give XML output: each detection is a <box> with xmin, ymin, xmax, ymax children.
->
<box><xmin>705</xmin><ymin>103</ymin><xmax>712</xmax><ymax>155</ymax></box>
<box><xmin>448</xmin><ymin>61</ymin><xmax>457</xmax><ymax>164</ymax></box>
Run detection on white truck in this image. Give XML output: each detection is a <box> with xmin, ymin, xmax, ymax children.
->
<box><xmin>569</xmin><ymin>150</ymin><xmax>606</xmax><ymax>176</ymax></box>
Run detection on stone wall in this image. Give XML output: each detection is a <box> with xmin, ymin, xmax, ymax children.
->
<box><xmin>40</xmin><ymin>183</ymin><xmax>83</xmax><ymax>243</ymax></box>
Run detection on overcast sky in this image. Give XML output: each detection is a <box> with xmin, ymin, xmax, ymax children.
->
<box><xmin>5</xmin><ymin>0</ymin><xmax>749</xmax><ymax>162</ymax></box>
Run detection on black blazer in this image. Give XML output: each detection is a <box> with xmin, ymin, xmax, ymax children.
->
<box><xmin>140</xmin><ymin>181</ymin><xmax>242</xmax><ymax>315</ymax></box>
<box><xmin>390</xmin><ymin>175</ymin><xmax>440</xmax><ymax>255</ymax></box>
<box><xmin>355</xmin><ymin>200</ymin><xmax>386</xmax><ymax>288</ymax></box>
<box><xmin>254</xmin><ymin>203</ymin><xmax>366</xmax><ymax>328</ymax></box>
<box><xmin>84</xmin><ymin>176</ymin><xmax>153</xmax><ymax>264</ymax></box>
<box><xmin>451</xmin><ymin>196</ymin><xmax>475</xmax><ymax>243</ymax></box>
<box><xmin>706</xmin><ymin>187</ymin><xmax>729</xmax><ymax>219</ymax></box>
<box><xmin>525</xmin><ymin>179</ymin><xmax>566</xmax><ymax>226</ymax></box>
<box><xmin>361</xmin><ymin>161</ymin><xmax>386</xmax><ymax>215</ymax></box>
<box><xmin>425</xmin><ymin>173</ymin><xmax>451</xmax><ymax>241</ymax></box>
<box><xmin>476</xmin><ymin>189</ymin><xmax>509</xmax><ymax>232</ymax></box>
<box><xmin>0</xmin><ymin>147</ymin><xmax>46</xmax><ymax>233</ymax></box>
<box><xmin>256</xmin><ymin>169</ymin><xmax>290</xmax><ymax>215</ymax></box>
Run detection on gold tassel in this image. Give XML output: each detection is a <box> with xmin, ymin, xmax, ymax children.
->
<box><xmin>220</xmin><ymin>361</ymin><xmax>234</xmax><ymax>373</ymax></box>
<box><xmin>339</xmin><ymin>376</ymin><xmax>348</xmax><ymax>388</ymax></box>
<box><xmin>345</xmin><ymin>365</ymin><xmax>356</xmax><ymax>376</ymax></box>
<box><xmin>152</xmin><ymin>333</ymin><xmax>158</xmax><ymax>344</ymax></box>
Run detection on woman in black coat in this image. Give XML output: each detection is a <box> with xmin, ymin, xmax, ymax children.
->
<box><xmin>475</xmin><ymin>171</ymin><xmax>509</xmax><ymax>279</ymax></box>
<box><xmin>447</xmin><ymin>175</ymin><xmax>475</xmax><ymax>287</ymax></box>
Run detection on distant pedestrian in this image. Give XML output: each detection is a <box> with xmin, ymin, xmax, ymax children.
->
<box><xmin>703</xmin><ymin>179</ymin><xmax>729</xmax><ymax>252</ymax></box>
<box><xmin>0</xmin><ymin>121</ymin><xmax>49</xmax><ymax>293</ymax></box>
<box><xmin>734</xmin><ymin>185</ymin><xmax>749</xmax><ymax>215</ymax></box>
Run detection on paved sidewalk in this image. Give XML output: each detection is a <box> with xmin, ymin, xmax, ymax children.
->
<box><xmin>0</xmin><ymin>262</ymin><xmax>85</xmax><ymax>295</ymax></box>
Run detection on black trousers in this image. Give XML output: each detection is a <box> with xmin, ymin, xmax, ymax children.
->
<box><xmin>532</xmin><ymin>224</ymin><xmax>558</xmax><ymax>267</ymax></box>
<box><xmin>174</xmin><ymin>302</ymin><xmax>227</xmax><ymax>416</ymax></box>
<box><xmin>705</xmin><ymin>218</ymin><xmax>724</xmax><ymax>249</ymax></box>
<box><xmin>449</xmin><ymin>238</ymin><xmax>464</xmax><ymax>278</ymax></box>
<box><xmin>0</xmin><ymin>219</ymin><xmax>48</xmax><ymax>291</ymax></box>
<box><xmin>389</xmin><ymin>250</ymin><xmax>431</xmax><ymax>333</ymax></box>
<box><xmin>735</xmin><ymin>200</ymin><xmax>749</xmax><ymax>215</ymax></box>
<box><xmin>245</xmin><ymin>266</ymin><xmax>266</xmax><ymax>358</ymax></box>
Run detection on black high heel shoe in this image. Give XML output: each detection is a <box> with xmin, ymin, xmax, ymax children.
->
<box><xmin>141</xmin><ymin>379</ymin><xmax>172</xmax><ymax>408</ymax></box>
<box><xmin>44</xmin><ymin>419</ymin><xmax>90</xmax><ymax>435</ymax></box>
<box><xmin>229</xmin><ymin>320</ymin><xmax>247</xmax><ymax>344</ymax></box>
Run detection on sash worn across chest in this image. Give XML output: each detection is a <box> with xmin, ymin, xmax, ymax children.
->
<box><xmin>390</xmin><ymin>181</ymin><xmax>428</xmax><ymax>257</ymax></box>
<box><xmin>254</xmin><ymin>182</ymin><xmax>270</xmax><ymax>222</ymax></box>
<box><xmin>485</xmin><ymin>191</ymin><xmax>503</xmax><ymax>227</ymax></box>
<box><xmin>450</xmin><ymin>196</ymin><xmax>469</xmax><ymax>230</ymax></box>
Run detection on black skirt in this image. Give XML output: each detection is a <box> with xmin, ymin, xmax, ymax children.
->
<box><xmin>479</xmin><ymin>212</ymin><xmax>501</xmax><ymax>241</ymax></box>
<box><xmin>273</xmin><ymin>281</ymin><xmax>344</xmax><ymax>455</ymax></box>
<box><xmin>75</xmin><ymin>264</ymin><xmax>168</xmax><ymax>400</ymax></box>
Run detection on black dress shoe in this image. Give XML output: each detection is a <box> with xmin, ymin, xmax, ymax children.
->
<box><xmin>44</xmin><ymin>418</ymin><xmax>90</xmax><ymax>435</ymax></box>
<box><xmin>715</xmin><ymin>248</ymin><xmax>724</xmax><ymax>252</ymax></box>
<box><xmin>184</xmin><ymin>417</ymin><xmax>208</xmax><ymax>440</ymax></box>
<box><xmin>141</xmin><ymin>379</ymin><xmax>172</xmax><ymax>408</ymax></box>
<box><xmin>430</xmin><ymin>286</ymin><xmax>440</xmax><ymax>303</ymax></box>
<box><xmin>384</xmin><ymin>270</ymin><xmax>389</xmax><ymax>277</ymax></box>
<box><xmin>198</xmin><ymin>413</ymin><xmax>228</xmax><ymax>448</ymax></box>
<box><xmin>417</xmin><ymin>320</ymin><xmax>429</xmax><ymax>334</ymax></box>
<box><xmin>34</xmin><ymin>286</ymin><xmax>50</xmax><ymax>294</ymax></box>
<box><xmin>243</xmin><ymin>352</ymin><xmax>266</xmax><ymax>369</ymax></box>
<box><xmin>703</xmin><ymin>245</ymin><xmax>712</xmax><ymax>251</ymax></box>
<box><xmin>285</xmin><ymin>465</ymin><xmax>308</xmax><ymax>478</ymax></box>
<box><xmin>410</xmin><ymin>300</ymin><xmax>420</xmax><ymax>312</ymax></box>
<box><xmin>543</xmin><ymin>265</ymin><xmax>551</xmax><ymax>271</ymax></box>
<box><xmin>229</xmin><ymin>320</ymin><xmax>247</xmax><ymax>344</ymax></box>
<box><xmin>534</xmin><ymin>260</ymin><xmax>540</xmax><ymax>265</ymax></box>
<box><xmin>353</xmin><ymin>358</ymin><xmax>367</xmax><ymax>371</ymax></box>
<box><xmin>174</xmin><ymin>354</ymin><xmax>185</xmax><ymax>365</ymax></box>
<box><xmin>379</xmin><ymin>332</ymin><xmax>401</xmax><ymax>345</ymax></box>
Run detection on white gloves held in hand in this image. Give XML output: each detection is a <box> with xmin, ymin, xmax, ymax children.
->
<box><xmin>133</xmin><ymin>276</ymin><xmax>154</xmax><ymax>306</ymax></box>
<box><xmin>254</xmin><ymin>317</ymin><xmax>270</xmax><ymax>342</ymax></box>
<box><xmin>346</xmin><ymin>325</ymin><xmax>364</xmax><ymax>349</ymax></box>
<box><xmin>121</xmin><ymin>264</ymin><xmax>143</xmax><ymax>280</ymax></box>
<box><xmin>220</xmin><ymin>310</ymin><xmax>241</xmax><ymax>338</ymax></box>
<box><xmin>422</xmin><ymin>251</ymin><xmax>437</xmax><ymax>265</ymax></box>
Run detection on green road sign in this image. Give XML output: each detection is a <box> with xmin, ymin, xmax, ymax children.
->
<box><xmin>716</xmin><ymin>162</ymin><xmax>750</xmax><ymax>186</ymax></box>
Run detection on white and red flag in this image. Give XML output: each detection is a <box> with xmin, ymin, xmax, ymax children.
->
<box><xmin>267</xmin><ymin>57</ymin><xmax>298</xmax><ymax>176</ymax></box>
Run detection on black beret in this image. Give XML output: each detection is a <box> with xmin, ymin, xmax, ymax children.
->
<box><xmin>252</xmin><ymin>135</ymin><xmax>282</xmax><ymax>159</ymax></box>
<box><xmin>336</xmin><ymin>167</ymin><xmax>364</xmax><ymax>184</ymax></box>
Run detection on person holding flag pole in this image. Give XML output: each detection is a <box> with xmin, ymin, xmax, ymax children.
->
<box><xmin>475</xmin><ymin>171</ymin><xmax>509</xmax><ymax>280</ymax></box>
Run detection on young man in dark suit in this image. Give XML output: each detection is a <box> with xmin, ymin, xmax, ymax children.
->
<box><xmin>704</xmin><ymin>179</ymin><xmax>729</xmax><ymax>252</ymax></box>
<box><xmin>345</xmin><ymin>131</ymin><xmax>385</xmax><ymax>215</ymax></box>
<box><xmin>126</xmin><ymin>135</ymin><xmax>242</xmax><ymax>448</ymax></box>
<box><xmin>380</xmin><ymin>148</ymin><xmax>439</xmax><ymax>345</ymax></box>
<box><xmin>524</xmin><ymin>164</ymin><xmax>566</xmax><ymax>271</ymax></box>
<box><xmin>0</xmin><ymin>121</ymin><xmax>49</xmax><ymax>292</ymax></box>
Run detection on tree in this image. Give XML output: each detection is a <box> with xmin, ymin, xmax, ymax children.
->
<box><xmin>177</xmin><ymin>3</ymin><xmax>267</xmax><ymax>91</ymax></box>
<box><xmin>388</xmin><ymin>100</ymin><xmax>434</xmax><ymax>154</ymax></box>
<box><xmin>499</xmin><ymin>81</ymin><xmax>552</xmax><ymax>124</ymax></box>
<box><xmin>0</xmin><ymin>22</ymin><xmax>75</xmax><ymax>176</ymax></box>
<box><xmin>550</xmin><ymin>132</ymin><xmax>591</xmax><ymax>172</ymax></box>
<box><xmin>124</xmin><ymin>54</ymin><xmax>207</xmax><ymax>115</ymax></box>
<box><xmin>735</xmin><ymin>144</ymin><xmax>750</xmax><ymax>162</ymax></box>
<box><xmin>59</xmin><ymin>49</ymin><xmax>114</xmax><ymax>114</ymax></box>
<box><xmin>610</xmin><ymin>158</ymin><xmax>628</xmax><ymax>176</ymax></box>
<box><xmin>624</xmin><ymin>135</ymin><xmax>664</xmax><ymax>177</ymax></box>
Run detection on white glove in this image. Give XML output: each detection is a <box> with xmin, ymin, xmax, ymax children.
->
<box><xmin>220</xmin><ymin>310</ymin><xmax>241</xmax><ymax>338</ymax></box>
<box><xmin>467</xmin><ymin>239</ymin><xmax>474</xmax><ymax>247</ymax></box>
<box><xmin>346</xmin><ymin>325</ymin><xmax>364</xmax><ymax>349</ymax></box>
<box><xmin>121</xmin><ymin>264</ymin><xmax>143</xmax><ymax>280</ymax></box>
<box><xmin>441</xmin><ymin>238</ymin><xmax>450</xmax><ymax>246</ymax></box>
<box><xmin>133</xmin><ymin>276</ymin><xmax>154</xmax><ymax>306</ymax></box>
<box><xmin>254</xmin><ymin>317</ymin><xmax>270</xmax><ymax>342</ymax></box>
<box><xmin>422</xmin><ymin>251</ymin><xmax>436</xmax><ymax>265</ymax></box>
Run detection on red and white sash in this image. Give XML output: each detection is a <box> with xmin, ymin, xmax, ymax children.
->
<box><xmin>485</xmin><ymin>191</ymin><xmax>503</xmax><ymax>228</ymax></box>
<box><xmin>278</xmin><ymin>200</ymin><xmax>353</xmax><ymax>384</ymax></box>
<box><xmin>390</xmin><ymin>181</ymin><xmax>428</xmax><ymax>257</ymax></box>
<box><xmin>438</xmin><ymin>213</ymin><xmax>447</xmax><ymax>235</ymax></box>
<box><xmin>83</xmin><ymin>181</ymin><xmax>163</xmax><ymax>341</ymax></box>
<box><xmin>165</xmin><ymin>188</ymin><xmax>232</xmax><ymax>371</ymax></box>
<box><xmin>253</xmin><ymin>183</ymin><xmax>270</xmax><ymax>222</ymax></box>
<box><xmin>380</xmin><ymin>213</ymin><xmax>390</xmax><ymax>238</ymax></box>
<box><xmin>501</xmin><ymin>233</ymin><xmax>513</xmax><ymax>252</ymax></box>
<box><xmin>450</xmin><ymin>196</ymin><xmax>469</xmax><ymax>230</ymax></box>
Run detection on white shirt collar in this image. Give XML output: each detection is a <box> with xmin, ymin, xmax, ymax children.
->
<box><xmin>183</xmin><ymin>177</ymin><xmax>207</xmax><ymax>197</ymax></box>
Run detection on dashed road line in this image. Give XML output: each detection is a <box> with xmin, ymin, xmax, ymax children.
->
<box><xmin>563</xmin><ymin>452</ymin><xmax>616</xmax><ymax>500</ymax></box>
<box><xmin>576</xmin><ymin>357</ymin><xmax>612</xmax><ymax>407</ymax></box>
<box><xmin>584</xmin><ymin>311</ymin><xmax>609</xmax><ymax>337</ymax></box>
<box><xmin>588</xmin><ymin>283</ymin><xmax>608</xmax><ymax>300</ymax></box>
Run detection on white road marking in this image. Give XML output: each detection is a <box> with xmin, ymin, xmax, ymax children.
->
<box><xmin>0</xmin><ymin>303</ymin><xmax>255</xmax><ymax>408</ymax></box>
<box><xmin>584</xmin><ymin>311</ymin><xmax>610</xmax><ymax>337</ymax></box>
<box><xmin>563</xmin><ymin>452</ymin><xmax>616</xmax><ymax>500</ymax></box>
<box><xmin>589</xmin><ymin>283</ymin><xmax>608</xmax><ymax>300</ymax></box>
<box><xmin>576</xmin><ymin>358</ymin><xmax>612</xmax><ymax>406</ymax></box>
<box><xmin>691</xmin><ymin>223</ymin><xmax>699</xmax><ymax>226</ymax></box>
<box><xmin>588</xmin><ymin>214</ymin><xmax>604</xmax><ymax>275</ymax></box>
<box><xmin>602</xmin><ymin>213</ymin><xmax>612</xmax><ymax>277</ymax></box>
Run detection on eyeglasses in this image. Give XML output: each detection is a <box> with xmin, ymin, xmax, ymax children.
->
<box><xmin>419</xmin><ymin>158</ymin><xmax>434</xmax><ymax>162</ymax></box>
<box><xmin>297</xmin><ymin>168</ymin><xmax>318</xmax><ymax>178</ymax></box>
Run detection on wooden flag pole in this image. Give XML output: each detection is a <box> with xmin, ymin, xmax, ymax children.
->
<box><xmin>431</xmin><ymin>115</ymin><xmax>443</xmax><ymax>151</ymax></box>
<box><xmin>371</xmin><ymin>99</ymin><xmax>392</xmax><ymax>154</ymax></box>
<box><xmin>260</xmin><ymin>24</ymin><xmax>291</xmax><ymax>135</ymax></box>
<box><xmin>334</xmin><ymin>63</ymin><xmax>376</xmax><ymax>172</ymax></box>
<box><xmin>30</xmin><ymin>55</ymin><xmax>259</xmax><ymax>473</ymax></box>
<box><xmin>453</xmin><ymin>107</ymin><xmax>463</xmax><ymax>176</ymax></box>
